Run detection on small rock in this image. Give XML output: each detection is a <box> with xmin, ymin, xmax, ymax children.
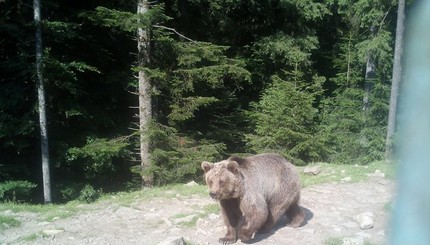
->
<box><xmin>304</xmin><ymin>165</ymin><xmax>321</xmax><ymax>175</ymax></box>
<box><xmin>208</xmin><ymin>213</ymin><xmax>219</xmax><ymax>220</ymax></box>
<box><xmin>163</xmin><ymin>217</ymin><xmax>173</xmax><ymax>226</ymax></box>
<box><xmin>354</xmin><ymin>212</ymin><xmax>374</xmax><ymax>230</ymax></box>
<box><xmin>366</xmin><ymin>170</ymin><xmax>385</xmax><ymax>178</ymax></box>
<box><xmin>158</xmin><ymin>236</ymin><xmax>186</xmax><ymax>245</ymax></box>
<box><xmin>150</xmin><ymin>208</ymin><xmax>157</xmax><ymax>212</ymax></box>
<box><xmin>174</xmin><ymin>214</ymin><xmax>196</xmax><ymax>224</ymax></box>
<box><xmin>38</xmin><ymin>221</ymin><xmax>51</xmax><ymax>226</ymax></box>
<box><xmin>43</xmin><ymin>229</ymin><xmax>65</xmax><ymax>235</ymax></box>
<box><xmin>52</xmin><ymin>217</ymin><xmax>60</xmax><ymax>221</ymax></box>
<box><xmin>341</xmin><ymin>177</ymin><xmax>352</xmax><ymax>182</ymax></box>
<box><xmin>185</xmin><ymin>181</ymin><xmax>198</xmax><ymax>186</ymax></box>
<box><xmin>197</xmin><ymin>228</ymin><xmax>208</xmax><ymax>235</ymax></box>
<box><xmin>374</xmin><ymin>170</ymin><xmax>385</xmax><ymax>177</ymax></box>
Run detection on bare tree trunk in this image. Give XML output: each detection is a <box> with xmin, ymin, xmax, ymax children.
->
<box><xmin>137</xmin><ymin>0</ymin><xmax>152</xmax><ymax>187</ymax></box>
<box><xmin>33</xmin><ymin>0</ymin><xmax>51</xmax><ymax>203</ymax></box>
<box><xmin>363</xmin><ymin>26</ymin><xmax>377</xmax><ymax>112</ymax></box>
<box><xmin>385</xmin><ymin>0</ymin><xmax>405</xmax><ymax>162</ymax></box>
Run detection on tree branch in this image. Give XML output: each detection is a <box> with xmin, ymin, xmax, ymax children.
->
<box><xmin>153</xmin><ymin>24</ymin><xmax>197</xmax><ymax>43</ymax></box>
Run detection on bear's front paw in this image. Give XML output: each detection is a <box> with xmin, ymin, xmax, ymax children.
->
<box><xmin>219</xmin><ymin>236</ymin><xmax>237</xmax><ymax>244</ymax></box>
<box><xmin>238</xmin><ymin>231</ymin><xmax>252</xmax><ymax>242</ymax></box>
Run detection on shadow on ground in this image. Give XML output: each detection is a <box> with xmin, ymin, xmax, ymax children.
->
<box><xmin>246</xmin><ymin>206</ymin><xmax>314</xmax><ymax>244</ymax></box>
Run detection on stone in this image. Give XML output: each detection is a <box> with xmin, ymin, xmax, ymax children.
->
<box><xmin>37</xmin><ymin>221</ymin><xmax>51</xmax><ymax>226</ymax></box>
<box><xmin>43</xmin><ymin>229</ymin><xmax>65</xmax><ymax>235</ymax></box>
<box><xmin>185</xmin><ymin>181</ymin><xmax>198</xmax><ymax>186</ymax></box>
<box><xmin>158</xmin><ymin>236</ymin><xmax>186</xmax><ymax>245</ymax></box>
<box><xmin>208</xmin><ymin>213</ymin><xmax>219</xmax><ymax>220</ymax></box>
<box><xmin>341</xmin><ymin>177</ymin><xmax>352</xmax><ymax>182</ymax></box>
<box><xmin>163</xmin><ymin>217</ymin><xmax>173</xmax><ymax>226</ymax></box>
<box><xmin>354</xmin><ymin>212</ymin><xmax>374</xmax><ymax>230</ymax></box>
<box><xmin>366</xmin><ymin>170</ymin><xmax>385</xmax><ymax>178</ymax></box>
<box><xmin>174</xmin><ymin>214</ymin><xmax>196</xmax><ymax>224</ymax></box>
<box><xmin>304</xmin><ymin>165</ymin><xmax>321</xmax><ymax>175</ymax></box>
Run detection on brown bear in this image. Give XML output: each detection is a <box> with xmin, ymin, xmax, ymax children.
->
<box><xmin>201</xmin><ymin>153</ymin><xmax>304</xmax><ymax>244</ymax></box>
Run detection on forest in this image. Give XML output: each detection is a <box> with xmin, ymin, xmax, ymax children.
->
<box><xmin>0</xmin><ymin>0</ymin><xmax>410</xmax><ymax>203</ymax></box>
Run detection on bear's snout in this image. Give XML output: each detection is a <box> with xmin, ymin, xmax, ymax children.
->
<box><xmin>209</xmin><ymin>192</ymin><xmax>218</xmax><ymax>199</ymax></box>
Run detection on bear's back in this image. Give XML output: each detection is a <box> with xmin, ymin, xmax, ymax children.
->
<box><xmin>229</xmin><ymin>153</ymin><xmax>300</xmax><ymax>195</ymax></box>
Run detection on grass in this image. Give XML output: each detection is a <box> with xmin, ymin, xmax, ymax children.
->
<box><xmin>299</xmin><ymin>161</ymin><xmax>396</xmax><ymax>187</ymax></box>
<box><xmin>0</xmin><ymin>201</ymin><xmax>82</xmax><ymax>222</ymax></box>
<box><xmin>325</xmin><ymin>237</ymin><xmax>343</xmax><ymax>245</ymax></box>
<box><xmin>98</xmin><ymin>183</ymin><xmax>207</xmax><ymax>208</ymax></box>
<box><xmin>0</xmin><ymin>215</ymin><xmax>21</xmax><ymax>231</ymax></box>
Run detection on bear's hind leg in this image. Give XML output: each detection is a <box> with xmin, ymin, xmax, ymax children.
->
<box><xmin>286</xmin><ymin>202</ymin><xmax>304</xmax><ymax>228</ymax></box>
<box><xmin>258</xmin><ymin>203</ymin><xmax>286</xmax><ymax>233</ymax></box>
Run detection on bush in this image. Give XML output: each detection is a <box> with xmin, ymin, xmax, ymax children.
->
<box><xmin>78</xmin><ymin>184</ymin><xmax>101</xmax><ymax>203</ymax></box>
<box><xmin>0</xmin><ymin>180</ymin><xmax>37</xmax><ymax>202</ymax></box>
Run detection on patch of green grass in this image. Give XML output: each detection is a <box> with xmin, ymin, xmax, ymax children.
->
<box><xmin>299</xmin><ymin>161</ymin><xmax>396</xmax><ymax>187</ymax></box>
<box><xmin>98</xmin><ymin>183</ymin><xmax>207</xmax><ymax>207</ymax></box>
<box><xmin>0</xmin><ymin>215</ymin><xmax>21</xmax><ymax>231</ymax></box>
<box><xmin>324</xmin><ymin>237</ymin><xmax>343</xmax><ymax>245</ymax></box>
<box><xmin>16</xmin><ymin>231</ymin><xmax>48</xmax><ymax>243</ymax></box>
<box><xmin>0</xmin><ymin>201</ymin><xmax>82</xmax><ymax>222</ymax></box>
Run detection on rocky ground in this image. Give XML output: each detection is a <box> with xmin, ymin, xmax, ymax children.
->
<box><xmin>1</xmin><ymin>173</ymin><xmax>394</xmax><ymax>245</ymax></box>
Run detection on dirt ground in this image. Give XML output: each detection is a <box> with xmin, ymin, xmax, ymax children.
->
<box><xmin>1</xmin><ymin>175</ymin><xmax>394</xmax><ymax>245</ymax></box>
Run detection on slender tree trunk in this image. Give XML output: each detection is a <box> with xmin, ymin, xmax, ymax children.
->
<box><xmin>137</xmin><ymin>0</ymin><xmax>152</xmax><ymax>187</ymax></box>
<box><xmin>363</xmin><ymin>26</ymin><xmax>377</xmax><ymax>112</ymax></box>
<box><xmin>33</xmin><ymin>0</ymin><xmax>51</xmax><ymax>203</ymax></box>
<box><xmin>385</xmin><ymin>0</ymin><xmax>405</xmax><ymax>162</ymax></box>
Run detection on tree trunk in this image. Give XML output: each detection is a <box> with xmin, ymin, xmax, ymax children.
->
<box><xmin>137</xmin><ymin>0</ymin><xmax>152</xmax><ymax>187</ymax></box>
<box><xmin>33</xmin><ymin>0</ymin><xmax>51</xmax><ymax>203</ymax></box>
<box><xmin>363</xmin><ymin>26</ymin><xmax>377</xmax><ymax>112</ymax></box>
<box><xmin>385</xmin><ymin>0</ymin><xmax>405</xmax><ymax>162</ymax></box>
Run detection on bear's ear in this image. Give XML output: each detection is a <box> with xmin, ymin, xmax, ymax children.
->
<box><xmin>227</xmin><ymin>161</ymin><xmax>239</xmax><ymax>174</ymax></box>
<box><xmin>201</xmin><ymin>161</ymin><xmax>213</xmax><ymax>173</ymax></box>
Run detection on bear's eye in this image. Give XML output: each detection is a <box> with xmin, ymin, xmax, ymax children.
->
<box><xmin>208</xmin><ymin>180</ymin><xmax>213</xmax><ymax>185</ymax></box>
<box><xmin>219</xmin><ymin>180</ymin><xmax>224</xmax><ymax>186</ymax></box>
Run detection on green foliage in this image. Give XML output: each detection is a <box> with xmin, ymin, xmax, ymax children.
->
<box><xmin>146</xmin><ymin>123</ymin><xmax>225</xmax><ymax>185</ymax></box>
<box><xmin>0</xmin><ymin>181</ymin><xmax>37</xmax><ymax>203</ymax></box>
<box><xmin>66</xmin><ymin>137</ymin><xmax>128</xmax><ymax>174</ymax></box>
<box><xmin>80</xmin><ymin>4</ymin><xmax>170</xmax><ymax>33</ymax></box>
<box><xmin>317</xmin><ymin>0</ymin><xmax>393</xmax><ymax>164</ymax></box>
<box><xmin>246</xmin><ymin>74</ymin><xmax>326</xmax><ymax>165</ymax></box>
<box><xmin>78</xmin><ymin>184</ymin><xmax>101</xmax><ymax>203</ymax></box>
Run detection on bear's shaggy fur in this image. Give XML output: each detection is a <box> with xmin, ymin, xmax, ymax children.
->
<box><xmin>201</xmin><ymin>153</ymin><xmax>304</xmax><ymax>244</ymax></box>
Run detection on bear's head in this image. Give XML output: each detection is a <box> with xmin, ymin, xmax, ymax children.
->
<box><xmin>201</xmin><ymin>160</ymin><xmax>242</xmax><ymax>200</ymax></box>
